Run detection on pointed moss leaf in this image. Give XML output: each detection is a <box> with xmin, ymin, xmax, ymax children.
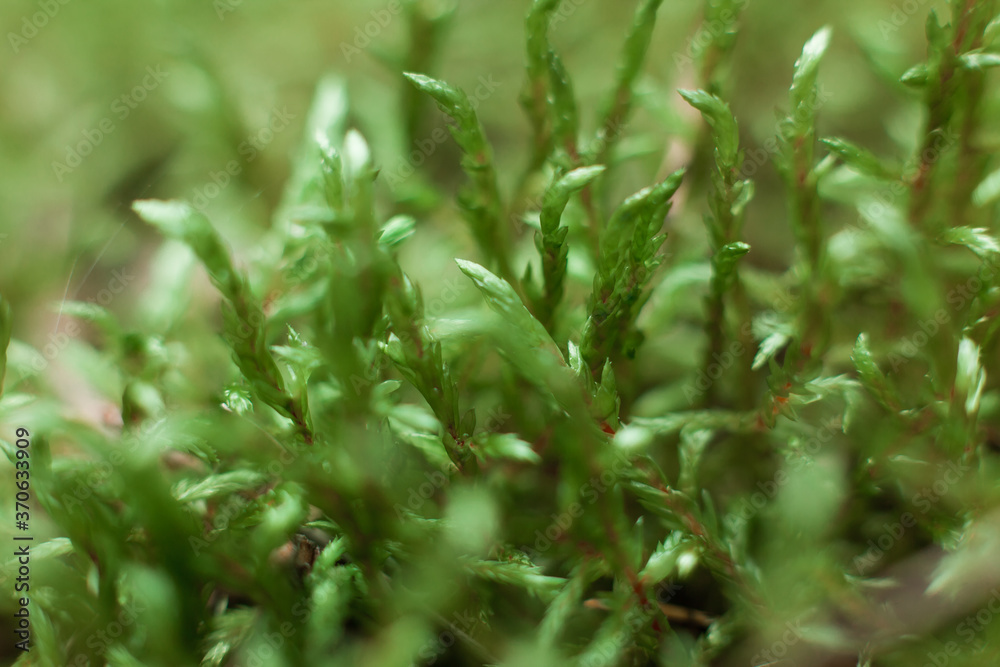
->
<box><xmin>389</xmin><ymin>403</ymin><xmax>442</xmax><ymax>434</ymax></box>
<box><xmin>222</xmin><ymin>386</ymin><xmax>254</xmax><ymax>415</ymax></box>
<box><xmin>404</xmin><ymin>73</ymin><xmax>507</xmax><ymax>273</ymax></box>
<box><xmin>541</xmin><ymin>165</ymin><xmax>606</xmax><ymax>234</ymax></box>
<box><xmin>53</xmin><ymin>301</ymin><xmax>122</xmax><ymax>340</ymax></box>
<box><xmin>478</xmin><ymin>433</ymin><xmax>541</xmax><ymax>464</ymax></box>
<box><xmin>959</xmin><ymin>52</ymin><xmax>1000</xmax><ymax>70</ymax></box>
<box><xmin>820</xmin><ymin>137</ymin><xmax>897</xmax><ymax>180</ymax></box>
<box><xmin>942</xmin><ymin>227</ymin><xmax>1000</xmax><ymax>258</ymax></box>
<box><xmin>136</xmin><ymin>199</ymin><xmax>307</xmax><ymax>434</ymax></box>
<box><xmin>851</xmin><ymin>333</ymin><xmax>900</xmax><ymax>410</ymax></box>
<box><xmin>378</xmin><ymin>215</ymin><xmax>417</xmax><ymax>249</ymax></box>
<box><xmin>0</xmin><ymin>538</ymin><xmax>72</xmax><ymax>570</ymax></box>
<box><xmin>630</xmin><ymin>410</ymin><xmax>756</xmax><ymax>435</ymax></box>
<box><xmin>134</xmin><ymin>200</ymin><xmax>236</xmax><ymax>289</ymax></box>
<box><xmin>460</xmin><ymin>557</ymin><xmax>564</xmax><ymax>600</ymax></box>
<box><xmin>900</xmin><ymin>63</ymin><xmax>930</xmax><ymax>88</ymax></box>
<box><xmin>617</xmin><ymin>0</ymin><xmax>665</xmax><ymax>94</ymax></box>
<box><xmin>640</xmin><ymin>532</ymin><xmax>685</xmax><ymax>584</ymax></box>
<box><xmin>791</xmin><ymin>26</ymin><xmax>832</xmax><ymax>108</ymax></box>
<box><xmin>731</xmin><ymin>179</ymin><xmax>755</xmax><ymax>218</ymax></box>
<box><xmin>539</xmin><ymin>562</ymin><xmax>599</xmax><ymax>647</ymax></box>
<box><xmin>956</xmin><ymin>338</ymin><xmax>986</xmax><ymax>416</ymax></box>
<box><xmin>679</xmin><ymin>89</ymin><xmax>739</xmax><ymax>166</ymax></box>
<box><xmin>986</xmin><ymin>15</ymin><xmax>1000</xmax><ymax>46</ymax></box>
<box><xmin>714</xmin><ymin>242</ymin><xmax>751</xmax><ymax>278</ymax></box>
<box><xmin>973</xmin><ymin>166</ymin><xmax>1000</xmax><ymax>207</ymax></box>
<box><xmin>276</xmin><ymin>76</ymin><xmax>348</xmax><ymax>223</ymax></box>
<box><xmin>456</xmin><ymin>259</ymin><xmax>564</xmax><ymax>365</ymax></box>
<box><xmin>925</xmin><ymin>9</ymin><xmax>946</xmax><ymax>51</ymax></box>
<box><xmin>403</xmin><ymin>72</ymin><xmax>475</xmax><ymax>125</ymax></box>
<box><xmin>600</xmin><ymin>169</ymin><xmax>685</xmax><ymax>269</ymax></box>
<box><xmin>173</xmin><ymin>470</ymin><xmax>268</xmax><ymax>503</ymax></box>
<box><xmin>752</xmin><ymin>331</ymin><xmax>790</xmax><ymax>371</ymax></box>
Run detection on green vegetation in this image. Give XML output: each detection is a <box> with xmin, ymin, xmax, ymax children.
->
<box><xmin>3</xmin><ymin>0</ymin><xmax>1000</xmax><ymax>665</ymax></box>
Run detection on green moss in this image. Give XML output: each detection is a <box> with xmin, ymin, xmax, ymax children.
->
<box><xmin>3</xmin><ymin>0</ymin><xmax>1000</xmax><ymax>665</ymax></box>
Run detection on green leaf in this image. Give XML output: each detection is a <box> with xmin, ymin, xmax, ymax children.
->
<box><xmin>679</xmin><ymin>89</ymin><xmax>740</xmax><ymax>167</ymax></box>
<box><xmin>460</xmin><ymin>557</ymin><xmax>564</xmax><ymax>600</ymax></box>
<box><xmin>752</xmin><ymin>331</ymin><xmax>789</xmax><ymax>371</ymax></box>
<box><xmin>135</xmin><ymin>200</ymin><xmax>311</xmax><ymax>441</ymax></box>
<box><xmin>404</xmin><ymin>72</ymin><xmax>510</xmax><ymax>277</ymax></box>
<box><xmin>820</xmin><ymin>137</ymin><xmax>898</xmax><ymax>180</ymax></box>
<box><xmin>900</xmin><ymin>63</ymin><xmax>930</xmax><ymax>88</ymax></box>
<box><xmin>591</xmin><ymin>0</ymin><xmax>665</xmax><ymax>161</ymax></box>
<box><xmin>791</xmin><ymin>26</ymin><xmax>833</xmax><ymax>110</ymax></box>
<box><xmin>973</xmin><ymin>166</ymin><xmax>1000</xmax><ymax>207</ymax></box>
<box><xmin>173</xmin><ymin>471</ymin><xmax>268</xmax><ymax>503</ymax></box>
<box><xmin>378</xmin><ymin>215</ymin><xmax>417</xmax><ymax>249</ymax></box>
<box><xmin>956</xmin><ymin>338</ymin><xmax>986</xmax><ymax>416</ymax></box>
<box><xmin>958</xmin><ymin>52</ymin><xmax>1000</xmax><ymax>70</ymax></box>
<box><xmin>941</xmin><ymin>226</ymin><xmax>1000</xmax><ymax>258</ymax></box>
<box><xmin>712</xmin><ymin>241</ymin><xmax>751</xmax><ymax>290</ymax></box>
<box><xmin>456</xmin><ymin>259</ymin><xmax>565</xmax><ymax>365</ymax></box>
<box><xmin>630</xmin><ymin>410</ymin><xmax>757</xmax><ymax>435</ymax></box>
<box><xmin>540</xmin><ymin>165</ymin><xmax>607</xmax><ymax>235</ymax></box>
<box><xmin>477</xmin><ymin>432</ymin><xmax>541</xmax><ymax>464</ymax></box>
<box><xmin>851</xmin><ymin>333</ymin><xmax>901</xmax><ymax>411</ymax></box>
